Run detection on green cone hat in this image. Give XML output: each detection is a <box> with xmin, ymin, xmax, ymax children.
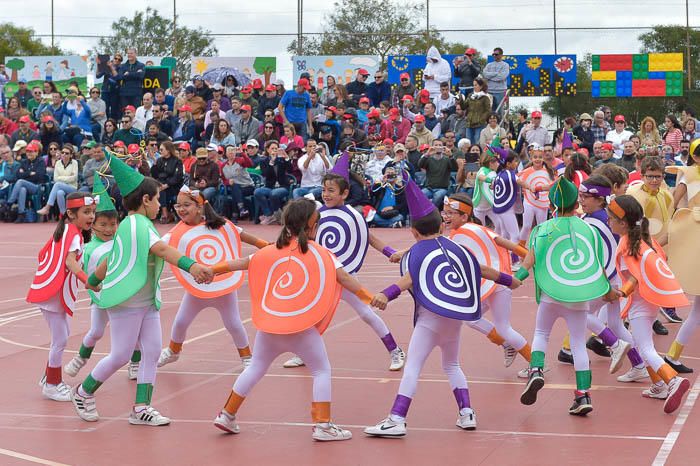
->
<box><xmin>105</xmin><ymin>149</ymin><xmax>144</xmax><ymax>196</ymax></box>
<box><xmin>93</xmin><ymin>173</ymin><xmax>116</xmax><ymax>212</ymax></box>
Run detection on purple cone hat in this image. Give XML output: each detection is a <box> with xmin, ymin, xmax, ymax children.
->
<box><xmin>491</xmin><ymin>146</ymin><xmax>510</xmax><ymax>163</ymax></box>
<box><xmin>561</xmin><ymin>130</ymin><xmax>573</xmax><ymax>150</ymax></box>
<box><xmin>402</xmin><ymin>171</ymin><xmax>437</xmax><ymax>221</ymax></box>
<box><xmin>330</xmin><ymin>151</ymin><xmax>350</xmax><ymax>181</ymax></box>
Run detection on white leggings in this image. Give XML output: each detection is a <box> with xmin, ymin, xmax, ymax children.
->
<box><xmin>398</xmin><ymin>309</ymin><xmax>467</xmax><ymax>399</ymax></box>
<box><xmin>675</xmin><ymin>296</ymin><xmax>700</xmax><ymax>346</ymax></box>
<box><xmin>587</xmin><ymin>297</ymin><xmax>635</xmax><ymax>344</ymax></box>
<box><xmin>341</xmin><ymin>288</ymin><xmax>390</xmax><ymax>339</ymax></box>
<box><xmin>233</xmin><ymin>328</ymin><xmax>331</xmax><ymax>401</ymax></box>
<box><xmin>91</xmin><ymin>306</ymin><xmax>162</xmax><ymax>385</ymax></box>
<box><xmin>629</xmin><ymin>314</ymin><xmax>665</xmax><ymax>372</ymax></box>
<box><xmin>532</xmin><ymin>301</ymin><xmax>589</xmax><ymax>372</ymax></box>
<box><xmin>170</xmin><ymin>292</ymin><xmax>249</xmax><ymax>349</ymax></box>
<box><xmin>83</xmin><ymin>304</ymin><xmax>109</xmax><ymax>349</ymax></box>
<box><xmin>465</xmin><ymin>287</ymin><xmax>527</xmax><ymax>350</ymax></box>
<box><xmin>493</xmin><ymin>207</ymin><xmax>519</xmax><ymax>243</ymax></box>
<box><xmin>519</xmin><ymin>204</ymin><xmax>548</xmax><ymax>242</ymax></box>
<box><xmin>41</xmin><ymin>310</ymin><xmax>70</xmax><ymax>368</ymax></box>
<box><xmin>474</xmin><ymin>206</ymin><xmax>497</xmax><ymax>228</ymax></box>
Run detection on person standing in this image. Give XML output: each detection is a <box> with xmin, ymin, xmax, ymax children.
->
<box><xmin>278</xmin><ymin>79</ymin><xmax>313</xmax><ymax>142</ymax></box>
<box><xmin>116</xmin><ymin>47</ymin><xmax>145</xmax><ymax>111</ymax></box>
<box><xmin>482</xmin><ymin>48</ymin><xmax>509</xmax><ymax>113</ymax></box>
<box><xmin>423</xmin><ymin>46</ymin><xmax>452</xmax><ymax>101</ymax></box>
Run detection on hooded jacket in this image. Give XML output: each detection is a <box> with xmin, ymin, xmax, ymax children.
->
<box><xmin>423</xmin><ymin>47</ymin><xmax>452</xmax><ymax>100</ymax></box>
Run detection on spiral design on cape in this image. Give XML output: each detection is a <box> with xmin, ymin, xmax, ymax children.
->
<box><xmin>523</xmin><ymin>169</ymin><xmax>551</xmax><ymax>209</ymax></box>
<box><xmin>544</xmin><ymin>232</ymin><xmax>604</xmax><ymax>287</ymax></box>
<box><xmin>416</xmin><ymin>248</ymin><xmax>479</xmax><ymax>316</ymax></box>
<box><xmin>451</xmin><ymin>228</ymin><xmax>500</xmax><ymax>298</ymax></box>
<box><xmin>317</xmin><ymin>208</ymin><xmax>368</xmax><ymax>274</ymax></box>
<box><xmin>640</xmin><ymin>249</ymin><xmax>684</xmax><ymax>297</ymax></box>
<box><xmin>584</xmin><ymin>217</ymin><xmax>617</xmax><ymax>279</ymax></box>
<box><xmin>492</xmin><ymin>171</ymin><xmax>516</xmax><ymax>212</ymax></box>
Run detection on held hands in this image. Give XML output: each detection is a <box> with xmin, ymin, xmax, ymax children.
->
<box><xmin>509</xmin><ymin>277</ymin><xmax>522</xmax><ymax>290</ymax></box>
<box><xmin>389</xmin><ymin>250</ymin><xmax>405</xmax><ymax>263</ymax></box>
<box><xmin>190</xmin><ymin>263</ymin><xmax>214</xmax><ymax>284</ymax></box>
<box><xmin>603</xmin><ymin>288</ymin><xmax>624</xmax><ymax>302</ymax></box>
<box><xmin>85</xmin><ymin>282</ymin><xmax>101</xmax><ymax>292</ymax></box>
<box><xmin>370</xmin><ymin>293</ymin><xmax>388</xmax><ymax>310</ymax></box>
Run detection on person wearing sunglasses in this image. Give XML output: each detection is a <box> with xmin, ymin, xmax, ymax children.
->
<box><xmin>26</xmin><ymin>86</ymin><xmax>44</xmax><ymax>120</ymax></box>
<box><xmin>366</xmin><ymin>71</ymin><xmax>391</xmax><ymax>107</ymax></box>
<box><xmin>453</xmin><ymin>48</ymin><xmax>482</xmax><ymax>96</ymax></box>
<box><xmin>87</xmin><ymin>87</ymin><xmax>106</xmax><ymax>140</ymax></box>
<box><xmin>482</xmin><ymin>47</ymin><xmax>509</xmax><ymax>114</ymax></box>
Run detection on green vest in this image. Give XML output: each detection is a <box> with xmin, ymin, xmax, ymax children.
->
<box><xmin>529</xmin><ymin>216</ymin><xmax>610</xmax><ymax>304</ymax></box>
<box><xmin>472</xmin><ymin>167</ymin><xmax>496</xmax><ymax>207</ymax></box>
<box><xmin>98</xmin><ymin>214</ymin><xmax>164</xmax><ymax>310</ymax></box>
<box><xmin>82</xmin><ymin>237</ymin><xmax>113</xmax><ymax>304</ymax></box>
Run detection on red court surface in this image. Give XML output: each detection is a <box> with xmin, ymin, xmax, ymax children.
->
<box><xmin>0</xmin><ymin>222</ymin><xmax>698</xmax><ymax>466</ymax></box>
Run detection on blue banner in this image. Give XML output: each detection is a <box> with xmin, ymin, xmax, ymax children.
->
<box><xmin>486</xmin><ymin>54</ymin><xmax>577</xmax><ymax>96</ymax></box>
<box><xmin>387</xmin><ymin>54</ymin><xmax>461</xmax><ymax>89</ymax></box>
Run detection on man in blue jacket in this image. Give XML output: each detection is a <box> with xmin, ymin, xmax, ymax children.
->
<box><xmin>366</xmin><ymin>71</ymin><xmax>391</xmax><ymax>107</ymax></box>
<box><xmin>116</xmin><ymin>47</ymin><xmax>145</xmax><ymax>111</ymax></box>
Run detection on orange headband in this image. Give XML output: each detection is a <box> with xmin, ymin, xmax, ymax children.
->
<box><xmin>608</xmin><ymin>199</ymin><xmax>625</xmax><ymax>219</ymax></box>
<box><xmin>179</xmin><ymin>186</ymin><xmax>205</xmax><ymax>205</ymax></box>
<box><xmin>444</xmin><ymin>197</ymin><xmax>473</xmax><ymax>216</ymax></box>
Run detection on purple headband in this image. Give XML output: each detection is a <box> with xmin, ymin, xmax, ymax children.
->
<box><xmin>579</xmin><ymin>183</ymin><xmax>611</xmax><ymax>198</ymax></box>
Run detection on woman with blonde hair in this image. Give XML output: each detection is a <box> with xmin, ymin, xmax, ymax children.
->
<box><xmin>637</xmin><ymin>116</ymin><xmax>661</xmax><ymax>148</ymax></box>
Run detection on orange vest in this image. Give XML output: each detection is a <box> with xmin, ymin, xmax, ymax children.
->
<box><xmin>518</xmin><ymin>167</ymin><xmax>552</xmax><ymax>210</ymax></box>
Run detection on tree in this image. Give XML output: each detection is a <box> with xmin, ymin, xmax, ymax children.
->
<box><xmin>5</xmin><ymin>58</ymin><xmax>24</xmax><ymax>82</ymax></box>
<box><xmin>0</xmin><ymin>23</ymin><xmax>66</xmax><ymax>63</ymax></box>
<box><xmin>639</xmin><ymin>25</ymin><xmax>700</xmax><ymax>90</ymax></box>
<box><xmin>253</xmin><ymin>57</ymin><xmax>276</xmax><ymax>86</ymax></box>
<box><xmin>95</xmin><ymin>8</ymin><xmax>217</xmax><ymax>79</ymax></box>
<box><xmin>287</xmin><ymin>0</ymin><xmax>480</xmax><ymax>69</ymax></box>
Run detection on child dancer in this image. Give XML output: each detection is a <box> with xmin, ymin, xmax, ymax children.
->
<box><xmin>284</xmin><ymin>153</ymin><xmax>405</xmax><ymax>370</ymax></box>
<box><xmin>518</xmin><ymin>144</ymin><xmax>553</xmax><ymax>246</ymax></box>
<box><xmin>517</xmin><ymin>177</ymin><xmax>616</xmax><ymax>416</ymax></box>
<box><xmin>28</xmin><ymin>192</ymin><xmax>98</xmax><ymax>401</ymax></box>
<box><xmin>64</xmin><ymin>175</ymin><xmax>141</xmax><ymax>379</ymax></box>
<box><xmin>212</xmin><ymin>198</ymin><xmax>379</xmax><ymax>441</ymax></box>
<box><xmin>472</xmin><ymin>149</ymin><xmax>499</xmax><ymax>228</ymax></box>
<box><xmin>491</xmin><ymin>149</ymin><xmax>521</xmax><ymax>244</ymax></box>
<box><xmin>71</xmin><ymin>153</ymin><xmax>213</xmax><ymax>426</ymax></box>
<box><xmin>157</xmin><ymin>185</ymin><xmax>269</xmax><ymax>369</ymax></box>
<box><xmin>364</xmin><ymin>178</ymin><xmax>520</xmax><ymax>437</ymax></box>
<box><xmin>608</xmin><ymin>195</ymin><xmax>690</xmax><ymax>412</ymax></box>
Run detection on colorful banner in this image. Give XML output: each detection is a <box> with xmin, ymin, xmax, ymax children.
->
<box><xmin>91</xmin><ymin>55</ymin><xmax>176</xmax><ymax>87</ymax></box>
<box><xmin>190</xmin><ymin>57</ymin><xmax>276</xmax><ymax>88</ymax></box>
<box><xmin>591</xmin><ymin>53</ymin><xmax>683</xmax><ymax>97</ymax></box>
<box><xmin>387</xmin><ymin>54</ymin><xmax>460</xmax><ymax>89</ymax></box>
<box><xmin>3</xmin><ymin>55</ymin><xmax>88</xmax><ymax>94</ymax></box>
<box><xmin>292</xmin><ymin>55</ymin><xmax>380</xmax><ymax>89</ymax></box>
<box><xmin>486</xmin><ymin>54</ymin><xmax>577</xmax><ymax>97</ymax></box>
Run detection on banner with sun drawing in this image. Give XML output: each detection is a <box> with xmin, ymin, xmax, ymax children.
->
<box><xmin>487</xmin><ymin>54</ymin><xmax>577</xmax><ymax>97</ymax></box>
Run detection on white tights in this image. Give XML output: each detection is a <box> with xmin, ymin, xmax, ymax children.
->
<box><xmin>465</xmin><ymin>287</ymin><xmax>527</xmax><ymax>350</ymax></box>
<box><xmin>41</xmin><ymin>310</ymin><xmax>70</xmax><ymax>368</ymax></box>
<box><xmin>519</xmin><ymin>204</ymin><xmax>548</xmax><ymax>242</ymax></box>
<box><xmin>83</xmin><ymin>304</ymin><xmax>108</xmax><ymax>349</ymax></box>
<box><xmin>170</xmin><ymin>292</ymin><xmax>249</xmax><ymax>349</ymax></box>
<box><xmin>675</xmin><ymin>296</ymin><xmax>700</xmax><ymax>346</ymax></box>
<box><xmin>630</xmin><ymin>314</ymin><xmax>666</xmax><ymax>372</ymax></box>
<box><xmin>341</xmin><ymin>288</ymin><xmax>390</xmax><ymax>339</ymax></box>
<box><xmin>532</xmin><ymin>301</ymin><xmax>589</xmax><ymax>372</ymax></box>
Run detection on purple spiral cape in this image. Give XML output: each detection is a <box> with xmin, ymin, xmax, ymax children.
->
<box><xmin>583</xmin><ymin>209</ymin><xmax>619</xmax><ymax>280</ymax></box>
<box><xmin>400</xmin><ymin>237</ymin><xmax>481</xmax><ymax>321</ymax></box>
<box><xmin>492</xmin><ymin>169</ymin><xmax>519</xmax><ymax>214</ymax></box>
<box><xmin>317</xmin><ymin>205</ymin><xmax>369</xmax><ymax>274</ymax></box>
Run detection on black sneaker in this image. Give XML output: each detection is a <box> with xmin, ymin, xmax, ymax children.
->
<box><xmin>660</xmin><ymin>307</ymin><xmax>683</xmax><ymax>323</ymax></box>
<box><xmin>557</xmin><ymin>349</ymin><xmax>574</xmax><ymax>365</ymax></box>
<box><xmin>520</xmin><ymin>368</ymin><xmax>544</xmax><ymax>406</ymax></box>
<box><xmin>586</xmin><ymin>336</ymin><xmax>611</xmax><ymax>357</ymax></box>
<box><xmin>664</xmin><ymin>356</ymin><xmax>694</xmax><ymax>374</ymax></box>
<box><xmin>569</xmin><ymin>392</ymin><xmax>593</xmax><ymax>416</ymax></box>
<box><xmin>653</xmin><ymin>320</ymin><xmax>669</xmax><ymax>335</ymax></box>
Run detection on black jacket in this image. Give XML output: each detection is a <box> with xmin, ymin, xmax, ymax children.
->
<box><xmin>116</xmin><ymin>60</ymin><xmax>145</xmax><ymax>97</ymax></box>
<box><xmin>17</xmin><ymin>156</ymin><xmax>48</xmax><ymax>184</ymax></box>
<box><xmin>259</xmin><ymin>155</ymin><xmax>292</xmax><ymax>189</ymax></box>
<box><xmin>347</xmin><ymin>177</ymin><xmax>370</xmax><ymax>207</ymax></box>
<box><xmin>150</xmin><ymin>155</ymin><xmax>183</xmax><ymax>189</ymax></box>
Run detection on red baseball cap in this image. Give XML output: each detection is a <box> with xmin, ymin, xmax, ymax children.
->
<box><xmin>26</xmin><ymin>142</ymin><xmax>39</xmax><ymax>152</ymax></box>
<box><xmin>178</xmin><ymin>142</ymin><xmax>191</xmax><ymax>151</ymax></box>
<box><xmin>419</xmin><ymin>143</ymin><xmax>430</xmax><ymax>152</ymax></box>
<box><xmin>357</xmin><ymin>68</ymin><xmax>369</xmax><ymax>76</ymax></box>
<box><xmin>127</xmin><ymin>144</ymin><xmax>140</xmax><ymax>154</ymax></box>
<box><xmin>123</xmin><ymin>105</ymin><xmax>136</xmax><ymax>112</ymax></box>
<box><xmin>179</xmin><ymin>104</ymin><xmax>192</xmax><ymax>112</ymax></box>
<box><xmin>465</xmin><ymin>48</ymin><xmax>477</xmax><ymax>56</ymax></box>
<box><xmin>265</xmin><ymin>84</ymin><xmax>276</xmax><ymax>92</ymax></box>
<box><xmin>614</xmin><ymin>114</ymin><xmax>625</xmax><ymax>123</ymax></box>
<box><xmin>389</xmin><ymin>108</ymin><xmax>400</xmax><ymax>120</ymax></box>
<box><xmin>367</xmin><ymin>109</ymin><xmax>380</xmax><ymax>119</ymax></box>
<box><xmin>41</xmin><ymin>115</ymin><xmax>54</xmax><ymax>123</ymax></box>
<box><xmin>400</xmin><ymin>72</ymin><xmax>410</xmax><ymax>80</ymax></box>
<box><xmin>327</xmin><ymin>106</ymin><xmax>337</xmax><ymax>113</ymax></box>
<box><xmin>383</xmin><ymin>138</ymin><xmax>394</xmax><ymax>147</ymax></box>
<box><xmin>531</xmin><ymin>110</ymin><xmax>542</xmax><ymax>118</ymax></box>
<box><xmin>359</xmin><ymin>96</ymin><xmax>370</xmax><ymax>104</ymax></box>
<box><xmin>414</xmin><ymin>114</ymin><xmax>426</xmax><ymax>123</ymax></box>
<box><xmin>113</xmin><ymin>141</ymin><xmax>126</xmax><ymax>148</ymax></box>
<box><xmin>252</xmin><ymin>78</ymin><xmax>263</xmax><ymax>89</ymax></box>
<box><xmin>401</xmin><ymin>94</ymin><xmax>414</xmax><ymax>102</ymax></box>
<box><xmin>601</xmin><ymin>142</ymin><xmax>614</xmax><ymax>151</ymax></box>
<box><xmin>297</xmin><ymin>78</ymin><xmax>311</xmax><ymax>90</ymax></box>
<box><xmin>241</xmin><ymin>104</ymin><xmax>252</xmax><ymax>112</ymax></box>
<box><xmin>418</xmin><ymin>89</ymin><xmax>430</xmax><ymax>103</ymax></box>
<box><xmin>241</xmin><ymin>85</ymin><xmax>253</xmax><ymax>93</ymax></box>
<box><xmin>18</xmin><ymin>115</ymin><xmax>30</xmax><ymax>123</ymax></box>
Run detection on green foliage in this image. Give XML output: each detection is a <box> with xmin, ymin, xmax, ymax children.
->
<box><xmin>0</xmin><ymin>23</ymin><xmax>66</xmax><ymax>63</ymax></box>
<box><xmin>253</xmin><ymin>57</ymin><xmax>277</xmax><ymax>85</ymax></box>
<box><xmin>287</xmin><ymin>0</ymin><xmax>480</xmax><ymax>69</ymax></box>
<box><xmin>95</xmin><ymin>8</ymin><xmax>217</xmax><ymax>79</ymax></box>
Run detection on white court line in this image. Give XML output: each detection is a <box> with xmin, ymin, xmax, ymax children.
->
<box><xmin>0</xmin><ymin>447</ymin><xmax>71</xmax><ymax>466</ymax></box>
<box><xmin>652</xmin><ymin>376</ymin><xmax>700</xmax><ymax>465</ymax></box>
<box><xmin>0</xmin><ymin>412</ymin><xmax>663</xmax><ymax>441</ymax></box>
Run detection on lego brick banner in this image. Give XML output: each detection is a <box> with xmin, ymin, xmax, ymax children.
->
<box><xmin>387</xmin><ymin>54</ymin><xmax>461</xmax><ymax>89</ymax></box>
<box><xmin>292</xmin><ymin>55</ymin><xmax>380</xmax><ymax>90</ymax></box>
<box><xmin>190</xmin><ymin>57</ymin><xmax>276</xmax><ymax>88</ymax></box>
<box><xmin>591</xmin><ymin>53</ymin><xmax>683</xmax><ymax>97</ymax></box>
<box><xmin>4</xmin><ymin>56</ymin><xmax>88</xmax><ymax>94</ymax></box>
<box><xmin>486</xmin><ymin>54</ymin><xmax>577</xmax><ymax>97</ymax></box>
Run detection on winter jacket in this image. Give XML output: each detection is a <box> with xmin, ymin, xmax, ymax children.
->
<box><xmin>17</xmin><ymin>156</ymin><xmax>48</xmax><ymax>184</ymax></box>
<box><xmin>423</xmin><ymin>47</ymin><xmax>452</xmax><ymax>100</ymax></box>
<box><xmin>52</xmin><ymin>159</ymin><xmax>79</xmax><ymax>188</ymax></box>
<box><xmin>189</xmin><ymin>160</ymin><xmax>220</xmax><ymax>188</ymax></box>
<box><xmin>259</xmin><ymin>155</ymin><xmax>293</xmax><ymax>188</ymax></box>
<box><xmin>455</xmin><ymin>59</ymin><xmax>482</xmax><ymax>88</ymax></box>
<box><xmin>366</xmin><ymin>81</ymin><xmax>392</xmax><ymax>107</ymax></box>
<box><xmin>150</xmin><ymin>155</ymin><xmax>184</xmax><ymax>188</ymax></box>
<box><xmin>116</xmin><ymin>60</ymin><xmax>145</xmax><ymax>97</ymax></box>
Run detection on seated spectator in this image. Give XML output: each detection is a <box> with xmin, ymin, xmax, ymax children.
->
<box><xmin>127</xmin><ymin>143</ymin><xmax>151</xmax><ymax>177</ymax></box>
<box><xmin>365</xmin><ymin>144</ymin><xmax>393</xmax><ymax>182</ymax></box>
<box><xmin>232</xmin><ymin>104</ymin><xmax>259</xmax><ymax>144</ymax></box>
<box><xmin>363</xmin><ymin>109</ymin><xmax>383</xmax><ymax>145</ymax></box>
<box><xmin>6</xmin><ymin>96</ymin><xmax>25</xmax><ymax>122</ymax></box>
<box><xmin>151</xmin><ymin>141</ymin><xmax>183</xmax><ymax>223</ymax></box>
<box><xmin>177</xmin><ymin>141</ymin><xmax>196</xmax><ymax>178</ymax></box>
<box><xmin>44</xmin><ymin>142</ymin><xmax>61</xmax><ymax>175</ymax></box>
<box><xmin>255</xmin><ymin>140</ymin><xmax>292</xmax><ymax>224</ymax></box>
<box><xmin>0</xmin><ymin>145</ymin><xmax>20</xmax><ymax>204</ymax></box>
<box><xmin>101</xmin><ymin>118</ymin><xmax>118</xmax><ymax>145</ymax></box>
<box><xmin>443</xmin><ymin>101</ymin><xmax>468</xmax><ymax>141</ymax></box>
<box><xmin>189</xmin><ymin>147</ymin><xmax>220</xmax><ymax>201</ymax></box>
<box><xmin>37</xmin><ymin>144</ymin><xmax>79</xmax><ymax>216</ymax></box>
<box><xmin>222</xmin><ymin>144</ymin><xmax>254</xmax><ymax>218</ymax></box>
<box><xmin>239</xmin><ymin>86</ymin><xmax>259</xmax><ymax>116</ymax></box>
<box><xmin>193</xmin><ymin>76</ymin><xmax>213</xmax><ymax>102</ymax></box>
<box><xmin>10</xmin><ymin>115</ymin><xmax>38</xmax><ymax>147</ymax></box>
<box><xmin>172</xmin><ymin>105</ymin><xmax>195</xmax><ymax>144</ymax></box>
<box><xmin>479</xmin><ymin>112</ymin><xmax>507</xmax><ymax>147</ymax></box>
<box><xmin>146</xmin><ymin>105</ymin><xmax>174</xmax><ymax>137</ymax></box>
<box><xmin>244</xmin><ymin>138</ymin><xmax>263</xmax><ymax>167</ymax></box>
<box><xmin>36</xmin><ymin>92</ymin><xmax>67</xmax><ymax>127</ymax></box>
<box><xmin>154</xmin><ymin>88</ymin><xmax>176</xmax><ymax>116</ymax></box>
<box><xmin>396</xmin><ymin>72</ymin><xmax>416</xmax><ymax>101</ymax></box>
<box><xmin>211</xmin><ymin>119</ymin><xmax>237</xmax><ymax>147</ymax></box>
<box><xmin>419</xmin><ymin>139</ymin><xmax>457</xmax><ymax>208</ymax></box>
<box><xmin>370</xmin><ymin>165</ymin><xmax>406</xmax><ymax>227</ymax></box>
<box><xmin>407</xmin><ymin>114</ymin><xmax>435</xmax><ymax>147</ymax></box>
<box><xmin>39</xmin><ymin>116</ymin><xmax>62</xmax><ymax>151</ymax></box>
<box><xmin>207</xmin><ymin>83</ymin><xmax>231</xmax><ymax>112</ymax></box>
<box><xmin>7</xmin><ymin>142</ymin><xmax>47</xmax><ymax>222</ymax></box>
<box><xmin>225</xmin><ymin>97</ymin><xmax>243</xmax><ymax>128</ymax></box>
<box><xmin>292</xmin><ymin>139</ymin><xmax>329</xmax><ymax>199</ymax></box>
<box><xmin>593</xmin><ymin>142</ymin><xmax>615</xmax><ymax>168</ymax></box>
<box><xmin>0</xmin><ymin>109</ymin><xmax>19</xmax><ymax>136</ymax></box>
<box><xmin>434</xmin><ymin>81</ymin><xmax>456</xmax><ymax>116</ymax></box>
<box><xmin>280</xmin><ymin>123</ymin><xmax>304</xmax><ymax>151</ymax></box>
<box><xmin>113</xmin><ymin>114</ymin><xmax>142</xmax><ymax>146</ymax></box>
<box><xmin>146</xmin><ymin>122</ymin><xmax>169</xmax><ymax>145</ymax></box>
<box><xmin>256</xmin><ymin>85</ymin><xmax>281</xmax><ymax>122</ymax></box>
<box><xmin>257</xmin><ymin>119</ymin><xmax>278</xmax><ymax>147</ymax></box>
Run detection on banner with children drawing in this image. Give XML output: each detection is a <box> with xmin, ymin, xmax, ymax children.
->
<box><xmin>292</xmin><ymin>56</ymin><xmax>381</xmax><ymax>89</ymax></box>
<box><xmin>3</xmin><ymin>55</ymin><xmax>88</xmax><ymax>94</ymax></box>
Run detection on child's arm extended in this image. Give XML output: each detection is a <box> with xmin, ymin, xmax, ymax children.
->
<box><xmin>368</xmin><ymin>231</ymin><xmax>399</xmax><ymax>260</ymax></box>
<box><xmin>150</xmin><ymin>241</ymin><xmax>214</xmax><ymax>284</ymax></box>
<box><xmin>211</xmin><ymin>257</ymin><xmax>251</xmax><ymax>274</ymax></box>
<box><xmin>66</xmin><ymin>251</ymin><xmax>99</xmax><ymax>291</ymax></box>
<box><xmin>494</xmin><ymin>236</ymin><xmax>528</xmax><ymax>257</ymax></box>
<box><xmin>240</xmin><ymin>231</ymin><xmax>270</xmax><ymax>249</ymax></box>
<box><xmin>479</xmin><ymin>264</ymin><xmax>521</xmax><ymax>289</ymax></box>
<box><xmin>369</xmin><ymin>273</ymin><xmax>413</xmax><ymax>310</ymax></box>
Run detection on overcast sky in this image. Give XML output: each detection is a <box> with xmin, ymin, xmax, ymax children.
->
<box><xmin>3</xmin><ymin>0</ymin><xmax>699</xmax><ymax>109</ymax></box>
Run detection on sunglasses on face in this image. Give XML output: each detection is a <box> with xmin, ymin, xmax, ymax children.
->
<box><xmin>374</xmin><ymin>76</ymin><xmax>383</xmax><ymax>79</ymax></box>
<box><xmin>492</xmin><ymin>53</ymin><xmax>501</xmax><ymax>56</ymax></box>
<box><xmin>61</xmin><ymin>150</ymin><xmax>72</xmax><ymax>155</ymax></box>
<box><xmin>265</xmin><ymin>126</ymin><xmax>274</xmax><ymax>129</ymax></box>
<box><xmin>90</xmin><ymin>91</ymin><xmax>99</xmax><ymax>94</ymax></box>
<box><xmin>121</xmin><ymin>120</ymin><xmax>130</xmax><ymax>124</ymax></box>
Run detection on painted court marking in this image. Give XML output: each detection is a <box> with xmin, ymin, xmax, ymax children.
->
<box><xmin>652</xmin><ymin>376</ymin><xmax>700</xmax><ymax>465</ymax></box>
<box><xmin>0</xmin><ymin>447</ymin><xmax>70</xmax><ymax>466</ymax></box>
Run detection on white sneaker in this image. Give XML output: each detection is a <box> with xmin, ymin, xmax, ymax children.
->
<box><xmin>664</xmin><ymin>377</ymin><xmax>691</xmax><ymax>414</ymax></box>
<box><xmin>241</xmin><ymin>356</ymin><xmax>252</xmax><ymax>369</ymax></box>
<box><xmin>456</xmin><ymin>408</ymin><xmax>477</xmax><ymax>430</ymax></box>
<box><xmin>312</xmin><ymin>422</ymin><xmax>353</xmax><ymax>441</ymax></box>
<box><xmin>364</xmin><ymin>417</ymin><xmax>407</xmax><ymax>437</ymax></box>
<box><xmin>503</xmin><ymin>345</ymin><xmax>518</xmax><ymax>368</ymax></box>
<box><xmin>283</xmin><ymin>356</ymin><xmax>305</xmax><ymax>368</ymax></box>
<box><xmin>214</xmin><ymin>411</ymin><xmax>240</xmax><ymax>434</ymax></box>
<box><xmin>642</xmin><ymin>383</ymin><xmax>669</xmax><ymax>400</ymax></box>
<box><xmin>517</xmin><ymin>365</ymin><xmax>550</xmax><ymax>379</ymax></box>
<box><xmin>72</xmin><ymin>387</ymin><xmax>99</xmax><ymax>422</ymax></box>
<box><xmin>157</xmin><ymin>348</ymin><xmax>179</xmax><ymax>368</ymax></box>
<box><xmin>129</xmin><ymin>406</ymin><xmax>171</xmax><ymax>426</ymax></box>
<box><xmin>38</xmin><ymin>375</ymin><xmax>46</xmax><ymax>387</ymax></box>
<box><xmin>127</xmin><ymin>361</ymin><xmax>139</xmax><ymax>380</ymax></box>
<box><xmin>617</xmin><ymin>366</ymin><xmax>649</xmax><ymax>383</ymax></box>
<box><xmin>609</xmin><ymin>340</ymin><xmax>631</xmax><ymax>374</ymax></box>
<box><xmin>389</xmin><ymin>348</ymin><xmax>406</xmax><ymax>371</ymax></box>
<box><xmin>42</xmin><ymin>381</ymin><xmax>72</xmax><ymax>402</ymax></box>
<box><xmin>64</xmin><ymin>356</ymin><xmax>87</xmax><ymax>377</ymax></box>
